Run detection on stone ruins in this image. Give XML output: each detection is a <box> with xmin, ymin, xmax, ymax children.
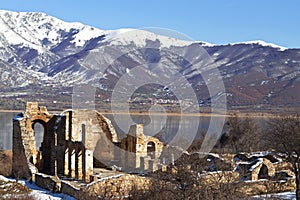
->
<box><xmin>11</xmin><ymin>102</ymin><xmax>296</xmax><ymax>198</ymax></box>
<box><xmin>12</xmin><ymin>102</ymin><xmax>163</xmax><ymax>182</ymax></box>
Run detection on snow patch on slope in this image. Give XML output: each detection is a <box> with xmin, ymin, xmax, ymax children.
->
<box><xmin>230</xmin><ymin>40</ymin><xmax>287</xmax><ymax>51</ymax></box>
<box><xmin>104</xmin><ymin>28</ymin><xmax>194</xmax><ymax>48</ymax></box>
<box><xmin>0</xmin><ymin>10</ymin><xmax>105</xmax><ymax>50</ymax></box>
<box><xmin>72</xmin><ymin>25</ymin><xmax>105</xmax><ymax>46</ymax></box>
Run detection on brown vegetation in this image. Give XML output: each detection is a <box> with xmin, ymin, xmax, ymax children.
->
<box><xmin>0</xmin><ymin>150</ymin><xmax>12</xmax><ymax>177</ymax></box>
<box><xmin>126</xmin><ymin>114</ymin><xmax>299</xmax><ymax>200</ymax></box>
<box><xmin>0</xmin><ymin>150</ymin><xmax>34</xmax><ymax>199</ymax></box>
<box><xmin>264</xmin><ymin>114</ymin><xmax>300</xmax><ymax>200</ymax></box>
<box><xmin>0</xmin><ymin>179</ymin><xmax>33</xmax><ymax>200</ymax></box>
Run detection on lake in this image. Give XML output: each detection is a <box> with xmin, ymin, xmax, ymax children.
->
<box><xmin>0</xmin><ymin>112</ymin><xmax>18</xmax><ymax>150</ymax></box>
<box><xmin>0</xmin><ymin>111</ymin><xmax>243</xmax><ymax>150</ymax></box>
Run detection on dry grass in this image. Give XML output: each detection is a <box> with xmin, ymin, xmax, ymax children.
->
<box><xmin>0</xmin><ymin>179</ymin><xmax>34</xmax><ymax>200</ymax></box>
<box><xmin>0</xmin><ymin>150</ymin><xmax>33</xmax><ymax>199</ymax></box>
<box><xmin>0</xmin><ymin>150</ymin><xmax>12</xmax><ymax>177</ymax></box>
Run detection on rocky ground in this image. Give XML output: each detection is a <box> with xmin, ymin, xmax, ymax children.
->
<box><xmin>0</xmin><ymin>175</ymin><xmax>74</xmax><ymax>200</ymax></box>
<box><xmin>0</xmin><ymin>150</ymin><xmax>74</xmax><ymax>200</ymax></box>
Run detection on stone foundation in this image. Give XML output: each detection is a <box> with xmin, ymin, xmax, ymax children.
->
<box><xmin>35</xmin><ymin>173</ymin><xmax>61</xmax><ymax>193</ymax></box>
<box><xmin>35</xmin><ymin>172</ymin><xmax>152</xmax><ymax>199</ymax></box>
<box><xmin>238</xmin><ymin>178</ymin><xmax>296</xmax><ymax>195</ymax></box>
<box><xmin>61</xmin><ymin>181</ymin><xmax>84</xmax><ymax>199</ymax></box>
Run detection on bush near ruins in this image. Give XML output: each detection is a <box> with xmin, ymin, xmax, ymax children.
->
<box><xmin>263</xmin><ymin>114</ymin><xmax>300</xmax><ymax>200</ymax></box>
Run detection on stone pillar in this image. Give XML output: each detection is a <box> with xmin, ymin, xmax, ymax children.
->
<box><xmin>50</xmin><ymin>133</ymin><xmax>58</xmax><ymax>176</ymax></box>
<box><xmin>113</xmin><ymin>144</ymin><xmax>121</xmax><ymax>167</ymax></box>
<box><xmin>161</xmin><ymin>164</ymin><xmax>167</xmax><ymax>172</ymax></box>
<box><xmin>64</xmin><ymin>147</ymin><xmax>69</xmax><ymax>176</ymax></box>
<box><xmin>140</xmin><ymin>156</ymin><xmax>150</xmax><ymax>171</ymax></box>
<box><xmin>124</xmin><ymin>150</ymin><xmax>129</xmax><ymax>168</ymax></box>
<box><xmin>78</xmin><ymin>149</ymin><xmax>83</xmax><ymax>180</ymax></box>
<box><xmin>84</xmin><ymin>149</ymin><xmax>93</xmax><ymax>182</ymax></box>
<box><xmin>75</xmin><ymin>149</ymin><xmax>79</xmax><ymax>179</ymax></box>
<box><xmin>149</xmin><ymin>159</ymin><xmax>158</xmax><ymax>172</ymax></box>
<box><xmin>12</xmin><ymin>119</ymin><xmax>32</xmax><ymax>180</ymax></box>
<box><xmin>135</xmin><ymin>153</ymin><xmax>141</xmax><ymax>168</ymax></box>
<box><xmin>71</xmin><ymin>148</ymin><xmax>76</xmax><ymax>178</ymax></box>
<box><xmin>171</xmin><ymin>166</ymin><xmax>178</xmax><ymax>174</ymax></box>
<box><xmin>140</xmin><ymin>157</ymin><xmax>145</xmax><ymax>171</ymax></box>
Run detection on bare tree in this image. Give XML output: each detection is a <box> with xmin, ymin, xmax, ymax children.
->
<box><xmin>127</xmin><ymin>153</ymin><xmax>246</xmax><ymax>200</ymax></box>
<box><xmin>220</xmin><ymin>114</ymin><xmax>261</xmax><ymax>153</ymax></box>
<box><xmin>264</xmin><ymin>114</ymin><xmax>300</xmax><ymax>200</ymax></box>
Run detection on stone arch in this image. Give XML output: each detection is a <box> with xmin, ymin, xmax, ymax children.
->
<box><xmin>144</xmin><ymin>137</ymin><xmax>163</xmax><ymax>159</ymax></box>
<box><xmin>88</xmin><ymin>111</ymin><xmax>119</xmax><ymax>166</ymax></box>
<box><xmin>251</xmin><ymin>158</ymin><xmax>276</xmax><ymax>181</ymax></box>
<box><xmin>27</xmin><ymin>112</ymin><xmax>52</xmax><ymax>174</ymax></box>
<box><xmin>12</xmin><ymin>102</ymin><xmax>53</xmax><ymax>180</ymax></box>
<box><xmin>31</xmin><ymin>119</ymin><xmax>47</xmax><ymax>172</ymax></box>
<box><xmin>95</xmin><ymin>111</ymin><xmax>118</xmax><ymax>143</ymax></box>
<box><xmin>147</xmin><ymin>141</ymin><xmax>156</xmax><ymax>158</ymax></box>
<box><xmin>258</xmin><ymin>164</ymin><xmax>269</xmax><ymax>179</ymax></box>
<box><xmin>33</xmin><ymin>122</ymin><xmax>45</xmax><ymax>149</ymax></box>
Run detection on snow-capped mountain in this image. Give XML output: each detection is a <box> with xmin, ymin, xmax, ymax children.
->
<box><xmin>0</xmin><ymin>10</ymin><xmax>299</xmax><ymax>110</ymax></box>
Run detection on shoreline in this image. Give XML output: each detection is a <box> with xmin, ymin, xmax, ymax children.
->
<box><xmin>0</xmin><ymin>110</ymin><xmax>22</xmax><ymax>113</ymax></box>
<box><xmin>0</xmin><ymin>109</ymin><xmax>283</xmax><ymax>118</ymax></box>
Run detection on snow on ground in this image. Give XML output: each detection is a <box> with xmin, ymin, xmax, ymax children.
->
<box><xmin>0</xmin><ymin>175</ymin><xmax>75</xmax><ymax>200</ymax></box>
<box><xmin>252</xmin><ymin>191</ymin><xmax>296</xmax><ymax>200</ymax></box>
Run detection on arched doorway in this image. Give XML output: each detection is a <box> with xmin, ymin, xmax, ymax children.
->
<box><xmin>147</xmin><ymin>141</ymin><xmax>155</xmax><ymax>159</ymax></box>
<box><xmin>258</xmin><ymin>164</ymin><xmax>269</xmax><ymax>179</ymax></box>
<box><xmin>33</xmin><ymin>122</ymin><xmax>44</xmax><ymax>150</ymax></box>
<box><xmin>32</xmin><ymin>120</ymin><xmax>51</xmax><ymax>173</ymax></box>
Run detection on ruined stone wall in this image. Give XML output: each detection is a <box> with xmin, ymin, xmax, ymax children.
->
<box><xmin>35</xmin><ymin>173</ymin><xmax>61</xmax><ymax>193</ymax></box>
<box><xmin>120</xmin><ymin>133</ymin><xmax>137</xmax><ymax>169</ymax></box>
<box><xmin>238</xmin><ymin>178</ymin><xmax>296</xmax><ymax>196</ymax></box>
<box><xmin>85</xmin><ymin>174</ymin><xmax>152</xmax><ymax>199</ymax></box>
<box><xmin>120</xmin><ymin>124</ymin><xmax>164</xmax><ymax>169</ymax></box>
<box><xmin>200</xmin><ymin>171</ymin><xmax>240</xmax><ymax>185</ymax></box>
<box><xmin>55</xmin><ymin>115</ymin><xmax>67</xmax><ymax>176</ymax></box>
<box><xmin>61</xmin><ymin>181</ymin><xmax>83</xmax><ymax>199</ymax></box>
<box><xmin>92</xmin><ymin>112</ymin><xmax>118</xmax><ymax>166</ymax></box>
<box><xmin>62</xmin><ymin>109</ymin><xmax>119</xmax><ymax>182</ymax></box>
<box><xmin>12</xmin><ymin>119</ymin><xmax>33</xmax><ymax>180</ymax></box>
<box><xmin>251</xmin><ymin>158</ymin><xmax>275</xmax><ymax>181</ymax></box>
<box><xmin>34</xmin><ymin>173</ymin><xmax>151</xmax><ymax>200</ymax></box>
<box><xmin>13</xmin><ymin>102</ymin><xmax>165</xmax><ymax>183</ymax></box>
<box><xmin>12</xmin><ymin>102</ymin><xmax>53</xmax><ymax>180</ymax></box>
<box><xmin>274</xmin><ymin>162</ymin><xmax>295</xmax><ymax>177</ymax></box>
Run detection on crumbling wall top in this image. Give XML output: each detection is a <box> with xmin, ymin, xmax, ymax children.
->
<box><xmin>25</xmin><ymin>102</ymin><xmax>52</xmax><ymax>120</ymax></box>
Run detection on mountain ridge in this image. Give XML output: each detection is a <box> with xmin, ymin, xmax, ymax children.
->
<box><xmin>0</xmin><ymin>10</ymin><xmax>299</xmax><ymax>111</ymax></box>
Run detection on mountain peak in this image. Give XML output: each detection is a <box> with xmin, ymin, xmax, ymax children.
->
<box><xmin>104</xmin><ymin>28</ymin><xmax>194</xmax><ymax>48</ymax></box>
<box><xmin>0</xmin><ymin>10</ymin><xmax>290</xmax><ymax>51</ymax></box>
<box><xmin>0</xmin><ymin>9</ymin><xmax>105</xmax><ymax>49</ymax></box>
<box><xmin>230</xmin><ymin>40</ymin><xmax>287</xmax><ymax>51</ymax></box>
<box><xmin>0</xmin><ymin>9</ymin><xmax>299</xmax><ymax>109</ymax></box>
